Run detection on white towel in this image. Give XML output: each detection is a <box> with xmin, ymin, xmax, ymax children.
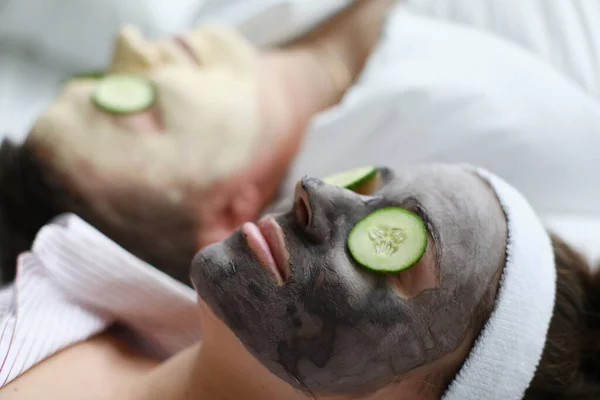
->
<box><xmin>443</xmin><ymin>167</ymin><xmax>556</xmax><ymax>400</ymax></box>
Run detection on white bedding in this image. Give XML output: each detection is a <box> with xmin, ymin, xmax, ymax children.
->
<box><xmin>406</xmin><ymin>0</ymin><xmax>600</xmax><ymax>100</ymax></box>
<box><xmin>1</xmin><ymin>0</ymin><xmax>600</xmax><ymax>261</ymax></box>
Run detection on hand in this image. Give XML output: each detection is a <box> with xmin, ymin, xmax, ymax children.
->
<box><xmin>289</xmin><ymin>0</ymin><xmax>397</xmax><ymax>94</ymax></box>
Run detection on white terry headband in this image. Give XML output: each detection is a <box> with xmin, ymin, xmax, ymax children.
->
<box><xmin>443</xmin><ymin>168</ymin><xmax>557</xmax><ymax>400</ymax></box>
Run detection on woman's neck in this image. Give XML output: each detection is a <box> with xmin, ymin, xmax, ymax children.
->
<box><xmin>131</xmin><ymin>302</ymin><xmax>309</xmax><ymax>400</ymax></box>
<box><xmin>131</xmin><ymin>339</ymin><xmax>449</xmax><ymax>400</ymax></box>
<box><xmin>133</xmin><ymin>340</ymin><xmax>309</xmax><ymax>400</ymax></box>
<box><xmin>128</xmin><ymin>299</ymin><xmax>454</xmax><ymax>400</ymax></box>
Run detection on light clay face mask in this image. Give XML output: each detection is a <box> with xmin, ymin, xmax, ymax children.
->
<box><xmin>27</xmin><ymin>24</ymin><xmax>262</xmax><ymax>198</ymax></box>
<box><xmin>23</xmin><ymin>24</ymin><xmax>265</xmax><ymax>283</ymax></box>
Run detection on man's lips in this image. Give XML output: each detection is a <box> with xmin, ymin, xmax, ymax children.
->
<box><xmin>241</xmin><ymin>217</ymin><xmax>290</xmax><ymax>285</ymax></box>
<box><xmin>174</xmin><ymin>35</ymin><xmax>201</xmax><ymax>65</ymax></box>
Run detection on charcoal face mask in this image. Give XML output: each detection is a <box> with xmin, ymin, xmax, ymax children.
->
<box><xmin>191</xmin><ymin>164</ymin><xmax>509</xmax><ymax>396</ymax></box>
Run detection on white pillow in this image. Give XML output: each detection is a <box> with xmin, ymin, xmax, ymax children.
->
<box><xmin>405</xmin><ymin>0</ymin><xmax>600</xmax><ymax>100</ymax></box>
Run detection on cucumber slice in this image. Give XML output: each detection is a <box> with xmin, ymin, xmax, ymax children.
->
<box><xmin>323</xmin><ymin>165</ymin><xmax>378</xmax><ymax>191</ymax></box>
<box><xmin>348</xmin><ymin>207</ymin><xmax>427</xmax><ymax>273</ymax></box>
<box><xmin>92</xmin><ymin>74</ymin><xmax>156</xmax><ymax>114</ymax></box>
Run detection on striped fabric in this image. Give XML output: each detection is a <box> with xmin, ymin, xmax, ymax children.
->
<box><xmin>0</xmin><ymin>213</ymin><xmax>203</xmax><ymax>387</ymax></box>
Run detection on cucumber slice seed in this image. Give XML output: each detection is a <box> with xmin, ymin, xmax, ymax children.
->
<box><xmin>348</xmin><ymin>207</ymin><xmax>427</xmax><ymax>273</ymax></box>
<box><xmin>92</xmin><ymin>74</ymin><xmax>156</xmax><ymax>114</ymax></box>
<box><xmin>323</xmin><ymin>165</ymin><xmax>378</xmax><ymax>190</ymax></box>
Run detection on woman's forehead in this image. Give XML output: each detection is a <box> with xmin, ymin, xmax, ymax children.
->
<box><xmin>374</xmin><ymin>164</ymin><xmax>504</xmax><ymax>226</ymax></box>
<box><xmin>377</xmin><ymin>164</ymin><xmax>487</xmax><ymax>200</ymax></box>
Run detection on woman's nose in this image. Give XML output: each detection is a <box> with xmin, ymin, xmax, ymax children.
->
<box><xmin>293</xmin><ymin>176</ymin><xmax>334</xmax><ymax>242</ymax></box>
<box><xmin>294</xmin><ymin>177</ymin><xmax>314</xmax><ymax>230</ymax></box>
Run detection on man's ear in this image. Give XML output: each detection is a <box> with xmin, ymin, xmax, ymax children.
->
<box><xmin>195</xmin><ymin>182</ymin><xmax>263</xmax><ymax>250</ymax></box>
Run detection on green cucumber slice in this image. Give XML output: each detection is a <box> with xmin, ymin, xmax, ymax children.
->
<box><xmin>323</xmin><ymin>165</ymin><xmax>378</xmax><ymax>190</ymax></box>
<box><xmin>92</xmin><ymin>74</ymin><xmax>156</xmax><ymax>114</ymax></box>
<box><xmin>348</xmin><ymin>207</ymin><xmax>427</xmax><ymax>273</ymax></box>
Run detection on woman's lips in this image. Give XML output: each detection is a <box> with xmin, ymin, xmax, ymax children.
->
<box><xmin>257</xmin><ymin>217</ymin><xmax>290</xmax><ymax>282</ymax></box>
<box><xmin>242</xmin><ymin>217</ymin><xmax>290</xmax><ymax>285</ymax></box>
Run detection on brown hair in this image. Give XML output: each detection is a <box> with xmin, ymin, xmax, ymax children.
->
<box><xmin>0</xmin><ymin>139</ymin><xmax>70</xmax><ymax>282</ymax></box>
<box><xmin>0</xmin><ymin>139</ymin><xmax>196</xmax><ymax>285</ymax></box>
<box><xmin>524</xmin><ymin>234</ymin><xmax>600</xmax><ymax>398</ymax></box>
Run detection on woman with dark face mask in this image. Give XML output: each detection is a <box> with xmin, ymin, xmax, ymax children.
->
<box><xmin>0</xmin><ymin>163</ymin><xmax>596</xmax><ymax>399</ymax></box>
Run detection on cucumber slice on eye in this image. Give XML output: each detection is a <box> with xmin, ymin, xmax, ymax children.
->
<box><xmin>348</xmin><ymin>207</ymin><xmax>427</xmax><ymax>273</ymax></box>
<box><xmin>92</xmin><ymin>74</ymin><xmax>156</xmax><ymax>114</ymax></box>
<box><xmin>323</xmin><ymin>165</ymin><xmax>378</xmax><ymax>190</ymax></box>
